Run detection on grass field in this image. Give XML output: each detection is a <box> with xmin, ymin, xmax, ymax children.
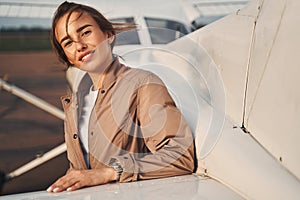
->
<box><xmin>0</xmin><ymin>30</ymin><xmax>52</xmax><ymax>52</ymax></box>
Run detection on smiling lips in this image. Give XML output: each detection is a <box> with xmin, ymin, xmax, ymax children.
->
<box><xmin>80</xmin><ymin>50</ymin><xmax>95</xmax><ymax>62</ymax></box>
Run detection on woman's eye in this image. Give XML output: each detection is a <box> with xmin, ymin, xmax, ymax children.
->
<box><xmin>64</xmin><ymin>40</ymin><xmax>73</xmax><ymax>47</ymax></box>
<box><xmin>82</xmin><ymin>30</ymin><xmax>91</xmax><ymax>37</ymax></box>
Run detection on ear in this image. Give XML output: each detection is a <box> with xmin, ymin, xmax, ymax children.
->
<box><xmin>108</xmin><ymin>35</ymin><xmax>115</xmax><ymax>44</ymax></box>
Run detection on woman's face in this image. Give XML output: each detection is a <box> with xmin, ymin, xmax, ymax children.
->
<box><xmin>55</xmin><ymin>11</ymin><xmax>113</xmax><ymax>72</ymax></box>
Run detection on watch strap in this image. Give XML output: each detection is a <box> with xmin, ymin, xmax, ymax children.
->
<box><xmin>109</xmin><ymin>158</ymin><xmax>123</xmax><ymax>181</ymax></box>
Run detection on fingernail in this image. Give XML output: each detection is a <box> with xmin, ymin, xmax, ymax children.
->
<box><xmin>53</xmin><ymin>187</ymin><xmax>59</xmax><ymax>193</ymax></box>
<box><xmin>46</xmin><ymin>186</ymin><xmax>52</xmax><ymax>192</ymax></box>
<box><xmin>67</xmin><ymin>187</ymin><xmax>72</xmax><ymax>192</ymax></box>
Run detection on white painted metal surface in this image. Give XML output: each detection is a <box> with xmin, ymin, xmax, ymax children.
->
<box><xmin>0</xmin><ymin>175</ymin><xmax>243</xmax><ymax>200</ymax></box>
<box><xmin>244</xmin><ymin>0</ymin><xmax>300</xmax><ymax>180</ymax></box>
<box><xmin>188</xmin><ymin>0</ymin><xmax>300</xmax><ymax>198</ymax></box>
<box><xmin>189</xmin><ymin>0</ymin><xmax>260</xmax><ymax>125</ymax></box>
<box><xmin>196</xmin><ymin>117</ymin><xmax>300</xmax><ymax>199</ymax></box>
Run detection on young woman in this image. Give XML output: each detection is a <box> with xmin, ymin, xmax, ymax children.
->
<box><xmin>47</xmin><ymin>1</ymin><xmax>195</xmax><ymax>193</ymax></box>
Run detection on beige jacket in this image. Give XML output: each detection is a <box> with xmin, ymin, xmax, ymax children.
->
<box><xmin>61</xmin><ymin>58</ymin><xmax>195</xmax><ymax>182</ymax></box>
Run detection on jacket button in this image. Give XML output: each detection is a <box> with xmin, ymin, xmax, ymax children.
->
<box><xmin>64</xmin><ymin>98</ymin><xmax>71</xmax><ymax>103</ymax></box>
<box><xmin>73</xmin><ymin>134</ymin><xmax>78</xmax><ymax>139</ymax></box>
<box><xmin>90</xmin><ymin>131</ymin><xmax>94</xmax><ymax>136</ymax></box>
<box><xmin>100</xmin><ymin>89</ymin><xmax>105</xmax><ymax>94</ymax></box>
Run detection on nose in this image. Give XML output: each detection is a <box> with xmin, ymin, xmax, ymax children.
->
<box><xmin>75</xmin><ymin>40</ymin><xmax>87</xmax><ymax>52</ymax></box>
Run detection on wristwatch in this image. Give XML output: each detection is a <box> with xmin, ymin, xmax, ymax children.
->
<box><xmin>109</xmin><ymin>158</ymin><xmax>123</xmax><ymax>181</ymax></box>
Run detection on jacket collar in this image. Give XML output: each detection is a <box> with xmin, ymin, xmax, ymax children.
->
<box><xmin>100</xmin><ymin>56</ymin><xmax>129</xmax><ymax>90</ymax></box>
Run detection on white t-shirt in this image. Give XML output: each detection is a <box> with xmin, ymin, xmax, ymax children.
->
<box><xmin>78</xmin><ymin>86</ymin><xmax>98</xmax><ymax>167</ymax></box>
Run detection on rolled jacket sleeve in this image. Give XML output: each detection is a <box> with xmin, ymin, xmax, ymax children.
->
<box><xmin>113</xmin><ymin>73</ymin><xmax>195</xmax><ymax>182</ymax></box>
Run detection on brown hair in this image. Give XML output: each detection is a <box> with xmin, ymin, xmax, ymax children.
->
<box><xmin>50</xmin><ymin>1</ymin><xmax>136</xmax><ymax>67</ymax></box>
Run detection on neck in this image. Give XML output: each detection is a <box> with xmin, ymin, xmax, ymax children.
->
<box><xmin>88</xmin><ymin>56</ymin><xmax>115</xmax><ymax>90</ymax></box>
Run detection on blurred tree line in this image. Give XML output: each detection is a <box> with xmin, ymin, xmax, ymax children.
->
<box><xmin>0</xmin><ymin>27</ymin><xmax>51</xmax><ymax>52</ymax></box>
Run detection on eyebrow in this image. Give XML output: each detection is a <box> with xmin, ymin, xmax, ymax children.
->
<box><xmin>59</xmin><ymin>24</ymin><xmax>93</xmax><ymax>45</ymax></box>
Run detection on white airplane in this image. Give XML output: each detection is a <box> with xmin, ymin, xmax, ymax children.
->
<box><xmin>1</xmin><ymin>0</ymin><xmax>300</xmax><ymax>199</ymax></box>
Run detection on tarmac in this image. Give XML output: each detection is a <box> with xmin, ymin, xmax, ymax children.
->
<box><xmin>0</xmin><ymin>51</ymin><xmax>69</xmax><ymax>195</ymax></box>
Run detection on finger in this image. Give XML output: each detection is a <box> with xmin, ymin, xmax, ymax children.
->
<box><xmin>46</xmin><ymin>186</ymin><xmax>54</xmax><ymax>193</ymax></box>
<box><xmin>47</xmin><ymin>175</ymin><xmax>78</xmax><ymax>193</ymax></box>
<box><xmin>47</xmin><ymin>178</ymin><xmax>66</xmax><ymax>192</ymax></box>
<box><xmin>66</xmin><ymin>181</ymin><xmax>84</xmax><ymax>192</ymax></box>
<box><xmin>52</xmin><ymin>181</ymin><xmax>79</xmax><ymax>193</ymax></box>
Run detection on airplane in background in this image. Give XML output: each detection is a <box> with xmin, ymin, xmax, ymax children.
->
<box><xmin>1</xmin><ymin>0</ymin><xmax>300</xmax><ymax>199</ymax></box>
<box><xmin>0</xmin><ymin>0</ymin><xmax>248</xmax><ymax>30</ymax></box>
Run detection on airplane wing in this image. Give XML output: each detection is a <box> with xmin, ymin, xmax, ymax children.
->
<box><xmin>189</xmin><ymin>0</ymin><xmax>300</xmax><ymax>179</ymax></box>
<box><xmin>186</xmin><ymin>0</ymin><xmax>300</xmax><ymax>198</ymax></box>
<box><xmin>1</xmin><ymin>175</ymin><xmax>243</xmax><ymax>200</ymax></box>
